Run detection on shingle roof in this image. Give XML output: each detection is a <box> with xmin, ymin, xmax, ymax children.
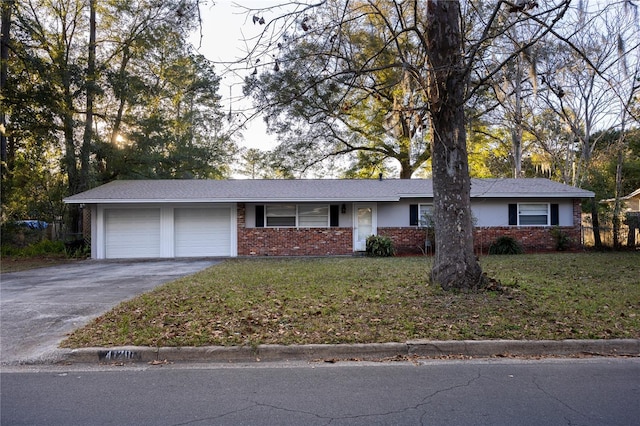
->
<box><xmin>601</xmin><ymin>187</ymin><xmax>640</xmax><ymax>202</ymax></box>
<box><xmin>64</xmin><ymin>178</ymin><xmax>594</xmax><ymax>204</ymax></box>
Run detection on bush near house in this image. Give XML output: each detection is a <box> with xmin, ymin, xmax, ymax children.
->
<box><xmin>550</xmin><ymin>227</ymin><xmax>571</xmax><ymax>251</ymax></box>
<box><xmin>488</xmin><ymin>236</ymin><xmax>524</xmax><ymax>255</ymax></box>
<box><xmin>366</xmin><ymin>235</ymin><xmax>395</xmax><ymax>257</ymax></box>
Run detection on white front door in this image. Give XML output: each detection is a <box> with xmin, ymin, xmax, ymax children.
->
<box><xmin>353</xmin><ymin>204</ymin><xmax>377</xmax><ymax>251</ymax></box>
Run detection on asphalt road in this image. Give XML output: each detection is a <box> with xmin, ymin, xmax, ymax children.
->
<box><xmin>2</xmin><ymin>357</ymin><xmax>639</xmax><ymax>425</ymax></box>
<box><xmin>0</xmin><ymin>259</ymin><xmax>220</xmax><ymax>365</ymax></box>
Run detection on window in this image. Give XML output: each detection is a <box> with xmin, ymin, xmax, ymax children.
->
<box><xmin>266</xmin><ymin>205</ymin><xmax>296</xmax><ymax>227</ymax></box>
<box><xmin>262</xmin><ymin>204</ymin><xmax>331</xmax><ymax>227</ymax></box>
<box><xmin>298</xmin><ymin>205</ymin><xmax>329</xmax><ymax>227</ymax></box>
<box><xmin>509</xmin><ymin>203</ymin><xmax>559</xmax><ymax>226</ymax></box>
<box><xmin>418</xmin><ymin>204</ymin><xmax>433</xmax><ymax>227</ymax></box>
<box><xmin>410</xmin><ymin>204</ymin><xmax>433</xmax><ymax>226</ymax></box>
<box><xmin>519</xmin><ymin>203</ymin><xmax>549</xmax><ymax>225</ymax></box>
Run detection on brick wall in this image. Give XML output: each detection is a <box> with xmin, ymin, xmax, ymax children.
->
<box><xmin>474</xmin><ymin>226</ymin><xmax>582</xmax><ymax>254</ymax></box>
<box><xmin>573</xmin><ymin>198</ymin><xmax>582</xmax><ymax>227</ymax></box>
<box><xmin>238</xmin><ymin>227</ymin><xmax>353</xmax><ymax>256</ymax></box>
<box><xmin>378</xmin><ymin>227</ymin><xmax>429</xmax><ymax>254</ymax></box>
<box><xmin>236</xmin><ymin>199</ymin><xmax>585</xmax><ymax>256</ymax></box>
<box><xmin>237</xmin><ymin>203</ymin><xmax>246</xmax><ymax>228</ymax></box>
<box><xmin>82</xmin><ymin>206</ymin><xmax>91</xmax><ymax>241</ymax></box>
<box><xmin>237</xmin><ymin>202</ymin><xmax>353</xmax><ymax>256</ymax></box>
<box><xmin>237</xmin><ymin>225</ymin><xmax>582</xmax><ymax>256</ymax></box>
<box><xmin>380</xmin><ymin>226</ymin><xmax>582</xmax><ymax>255</ymax></box>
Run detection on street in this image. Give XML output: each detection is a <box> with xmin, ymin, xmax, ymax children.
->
<box><xmin>2</xmin><ymin>357</ymin><xmax>639</xmax><ymax>425</ymax></box>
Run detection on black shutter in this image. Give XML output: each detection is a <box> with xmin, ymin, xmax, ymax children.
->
<box><xmin>410</xmin><ymin>204</ymin><xmax>419</xmax><ymax>226</ymax></box>
<box><xmin>255</xmin><ymin>205</ymin><xmax>264</xmax><ymax>227</ymax></box>
<box><xmin>550</xmin><ymin>204</ymin><xmax>559</xmax><ymax>226</ymax></box>
<box><xmin>508</xmin><ymin>204</ymin><xmax>517</xmax><ymax>225</ymax></box>
<box><xmin>330</xmin><ymin>205</ymin><xmax>339</xmax><ymax>227</ymax></box>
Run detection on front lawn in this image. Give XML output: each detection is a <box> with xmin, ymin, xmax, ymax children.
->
<box><xmin>62</xmin><ymin>253</ymin><xmax>640</xmax><ymax>348</ymax></box>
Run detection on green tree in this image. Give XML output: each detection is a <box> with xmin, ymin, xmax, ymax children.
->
<box><xmin>244</xmin><ymin>2</ymin><xmax>430</xmax><ymax>179</ymax></box>
<box><xmin>2</xmin><ymin>0</ymin><xmax>233</xmax><ymax>231</ymax></box>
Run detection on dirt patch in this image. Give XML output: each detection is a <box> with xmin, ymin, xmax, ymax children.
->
<box><xmin>0</xmin><ymin>256</ymin><xmax>77</xmax><ymax>273</ymax></box>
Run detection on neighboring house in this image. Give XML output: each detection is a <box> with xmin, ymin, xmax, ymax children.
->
<box><xmin>601</xmin><ymin>188</ymin><xmax>640</xmax><ymax>213</ymax></box>
<box><xmin>600</xmin><ymin>188</ymin><xmax>640</xmax><ymax>247</ymax></box>
<box><xmin>64</xmin><ymin>178</ymin><xmax>594</xmax><ymax>259</ymax></box>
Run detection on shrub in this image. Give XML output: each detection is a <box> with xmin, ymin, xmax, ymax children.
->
<box><xmin>366</xmin><ymin>235</ymin><xmax>395</xmax><ymax>257</ymax></box>
<box><xmin>489</xmin><ymin>236</ymin><xmax>524</xmax><ymax>255</ymax></box>
<box><xmin>64</xmin><ymin>239</ymin><xmax>90</xmax><ymax>258</ymax></box>
<box><xmin>1</xmin><ymin>239</ymin><xmax>65</xmax><ymax>257</ymax></box>
<box><xmin>23</xmin><ymin>239</ymin><xmax>65</xmax><ymax>256</ymax></box>
<box><xmin>550</xmin><ymin>227</ymin><xmax>571</xmax><ymax>251</ymax></box>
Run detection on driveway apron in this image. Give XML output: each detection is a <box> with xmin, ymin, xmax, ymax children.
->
<box><xmin>0</xmin><ymin>259</ymin><xmax>219</xmax><ymax>365</ymax></box>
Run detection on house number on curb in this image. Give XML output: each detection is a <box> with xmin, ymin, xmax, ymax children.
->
<box><xmin>98</xmin><ymin>350</ymin><xmax>141</xmax><ymax>361</ymax></box>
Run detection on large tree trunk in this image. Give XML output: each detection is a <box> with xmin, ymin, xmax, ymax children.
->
<box><xmin>1</xmin><ymin>1</ymin><xmax>11</xmax><ymax>173</ymax></box>
<box><xmin>398</xmin><ymin>154</ymin><xmax>413</xmax><ymax>179</ymax></box>
<box><xmin>590</xmin><ymin>199</ymin><xmax>602</xmax><ymax>249</ymax></box>
<box><xmin>80</xmin><ymin>0</ymin><xmax>96</xmax><ymax>193</ymax></box>
<box><xmin>511</xmin><ymin>53</ymin><xmax>524</xmax><ymax>178</ymax></box>
<box><xmin>426</xmin><ymin>1</ymin><xmax>484</xmax><ymax>291</ymax></box>
<box><xmin>612</xmin><ymin>138</ymin><xmax>626</xmax><ymax>250</ymax></box>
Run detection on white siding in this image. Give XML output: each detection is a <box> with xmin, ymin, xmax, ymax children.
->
<box><xmin>377</xmin><ymin>200</ymin><xmax>430</xmax><ymax>227</ymax></box>
<box><xmin>472</xmin><ymin>200</ymin><xmax>575</xmax><ymax>227</ymax></box>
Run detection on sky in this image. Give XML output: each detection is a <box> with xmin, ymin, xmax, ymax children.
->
<box><xmin>189</xmin><ymin>1</ymin><xmax>289</xmax><ymax>151</ymax></box>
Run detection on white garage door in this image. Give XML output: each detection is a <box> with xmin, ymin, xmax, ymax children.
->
<box><xmin>105</xmin><ymin>209</ymin><xmax>161</xmax><ymax>259</ymax></box>
<box><xmin>174</xmin><ymin>208</ymin><xmax>231</xmax><ymax>257</ymax></box>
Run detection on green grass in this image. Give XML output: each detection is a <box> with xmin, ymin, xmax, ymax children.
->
<box><xmin>61</xmin><ymin>253</ymin><xmax>640</xmax><ymax>348</ymax></box>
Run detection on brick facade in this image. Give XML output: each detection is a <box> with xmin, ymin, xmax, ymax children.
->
<box><xmin>237</xmin><ymin>225</ymin><xmax>582</xmax><ymax>256</ymax></box>
<box><xmin>238</xmin><ymin>228</ymin><xmax>353</xmax><ymax>256</ymax></box>
<box><xmin>474</xmin><ymin>226</ymin><xmax>581</xmax><ymax>254</ymax></box>
<box><xmin>236</xmin><ymin>204</ymin><xmax>353</xmax><ymax>256</ymax></box>
<box><xmin>378</xmin><ymin>228</ymin><xmax>429</xmax><ymax>255</ymax></box>
<box><xmin>237</xmin><ymin>199</ymin><xmax>585</xmax><ymax>256</ymax></box>
<box><xmin>378</xmin><ymin>225</ymin><xmax>582</xmax><ymax>255</ymax></box>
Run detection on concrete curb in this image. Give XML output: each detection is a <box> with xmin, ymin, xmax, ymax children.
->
<box><xmin>61</xmin><ymin>339</ymin><xmax>640</xmax><ymax>365</ymax></box>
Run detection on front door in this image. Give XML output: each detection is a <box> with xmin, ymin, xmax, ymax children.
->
<box><xmin>353</xmin><ymin>204</ymin><xmax>377</xmax><ymax>251</ymax></box>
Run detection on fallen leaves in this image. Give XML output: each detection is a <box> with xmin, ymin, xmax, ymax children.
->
<box><xmin>61</xmin><ymin>254</ymin><xmax>640</xmax><ymax>349</ymax></box>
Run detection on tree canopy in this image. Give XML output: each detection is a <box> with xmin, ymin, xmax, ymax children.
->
<box><xmin>1</xmin><ymin>0</ymin><xmax>235</xmax><ymax>230</ymax></box>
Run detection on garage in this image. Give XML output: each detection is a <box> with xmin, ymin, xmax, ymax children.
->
<box><xmin>174</xmin><ymin>207</ymin><xmax>232</xmax><ymax>257</ymax></box>
<box><xmin>105</xmin><ymin>208</ymin><xmax>161</xmax><ymax>259</ymax></box>
<box><xmin>100</xmin><ymin>205</ymin><xmax>235</xmax><ymax>259</ymax></box>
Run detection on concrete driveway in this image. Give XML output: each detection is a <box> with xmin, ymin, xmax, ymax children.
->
<box><xmin>0</xmin><ymin>259</ymin><xmax>220</xmax><ymax>365</ymax></box>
